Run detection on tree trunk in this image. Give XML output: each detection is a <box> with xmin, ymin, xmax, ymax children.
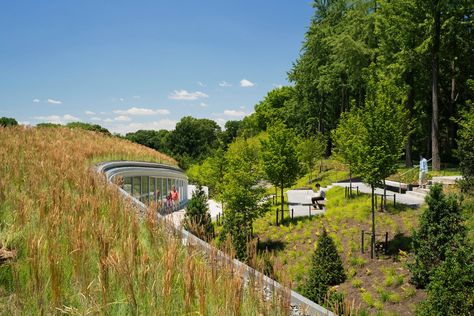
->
<box><xmin>371</xmin><ymin>185</ymin><xmax>375</xmax><ymax>259</ymax></box>
<box><xmin>431</xmin><ymin>0</ymin><xmax>441</xmax><ymax>171</ymax></box>
<box><xmin>280</xmin><ymin>186</ymin><xmax>284</xmax><ymax>224</ymax></box>
<box><xmin>405</xmin><ymin>71</ymin><xmax>414</xmax><ymax>167</ymax></box>
<box><xmin>448</xmin><ymin>59</ymin><xmax>457</xmax><ymax>158</ymax></box>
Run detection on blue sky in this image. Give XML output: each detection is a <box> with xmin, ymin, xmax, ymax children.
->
<box><xmin>0</xmin><ymin>1</ymin><xmax>314</xmax><ymax>134</ymax></box>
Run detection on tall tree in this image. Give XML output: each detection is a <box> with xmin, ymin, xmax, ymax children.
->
<box><xmin>261</xmin><ymin>124</ymin><xmax>300</xmax><ymax>225</ymax></box>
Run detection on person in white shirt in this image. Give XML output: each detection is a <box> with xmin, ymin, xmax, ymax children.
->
<box><xmin>419</xmin><ymin>155</ymin><xmax>428</xmax><ymax>188</ymax></box>
<box><xmin>311</xmin><ymin>183</ymin><xmax>326</xmax><ymax>210</ymax></box>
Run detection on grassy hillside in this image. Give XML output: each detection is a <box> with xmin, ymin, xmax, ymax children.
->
<box><xmin>0</xmin><ymin>126</ymin><xmax>286</xmax><ymax>315</ymax></box>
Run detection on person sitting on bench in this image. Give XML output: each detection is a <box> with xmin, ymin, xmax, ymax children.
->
<box><xmin>311</xmin><ymin>183</ymin><xmax>326</xmax><ymax>210</ymax></box>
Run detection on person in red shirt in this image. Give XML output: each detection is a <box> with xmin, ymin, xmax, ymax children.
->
<box><xmin>171</xmin><ymin>185</ymin><xmax>179</xmax><ymax>210</ymax></box>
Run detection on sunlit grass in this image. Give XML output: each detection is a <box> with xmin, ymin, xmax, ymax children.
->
<box><xmin>0</xmin><ymin>126</ymin><xmax>286</xmax><ymax>314</ymax></box>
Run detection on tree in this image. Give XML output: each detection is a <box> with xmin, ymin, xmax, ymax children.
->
<box><xmin>416</xmin><ymin>244</ymin><xmax>474</xmax><ymax>316</ymax></box>
<box><xmin>409</xmin><ymin>184</ymin><xmax>465</xmax><ymax>288</ymax></box>
<box><xmin>168</xmin><ymin>116</ymin><xmax>221</xmax><ymax>168</ymax></box>
<box><xmin>302</xmin><ymin>228</ymin><xmax>346</xmax><ymax>305</ymax></box>
<box><xmin>125</xmin><ymin>129</ymin><xmax>171</xmax><ymax>154</ymax></box>
<box><xmin>261</xmin><ymin>123</ymin><xmax>299</xmax><ymax>225</ymax></box>
<box><xmin>331</xmin><ymin>109</ymin><xmax>366</xmax><ymax>194</ymax></box>
<box><xmin>184</xmin><ymin>186</ymin><xmax>214</xmax><ymax>241</ymax></box>
<box><xmin>254</xmin><ymin>86</ymin><xmax>294</xmax><ymax>131</ymax></box>
<box><xmin>297</xmin><ymin>133</ymin><xmax>326</xmax><ymax>183</ymax></box>
<box><xmin>0</xmin><ymin>117</ymin><xmax>18</xmax><ymax>127</ymax></box>
<box><xmin>334</xmin><ymin>78</ymin><xmax>407</xmax><ymax>258</ymax></box>
<box><xmin>456</xmin><ymin>100</ymin><xmax>474</xmax><ymax>192</ymax></box>
<box><xmin>219</xmin><ymin>136</ymin><xmax>266</xmax><ymax>261</ymax></box>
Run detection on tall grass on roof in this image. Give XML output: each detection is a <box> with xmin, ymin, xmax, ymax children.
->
<box><xmin>0</xmin><ymin>126</ymin><xmax>287</xmax><ymax>314</ymax></box>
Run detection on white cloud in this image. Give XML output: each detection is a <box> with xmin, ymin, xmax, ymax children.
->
<box><xmin>47</xmin><ymin>98</ymin><xmax>63</xmax><ymax>105</ymax></box>
<box><xmin>114</xmin><ymin>115</ymin><xmax>131</xmax><ymax>122</ymax></box>
<box><xmin>113</xmin><ymin>107</ymin><xmax>170</xmax><ymax>116</ymax></box>
<box><xmin>197</xmin><ymin>81</ymin><xmax>206</xmax><ymax>87</ymax></box>
<box><xmin>19</xmin><ymin>121</ymin><xmax>31</xmax><ymax>126</ymax></box>
<box><xmin>34</xmin><ymin>114</ymin><xmax>79</xmax><ymax>124</ymax></box>
<box><xmin>85</xmin><ymin>110</ymin><xmax>96</xmax><ymax>115</ymax></box>
<box><xmin>223</xmin><ymin>110</ymin><xmax>246</xmax><ymax>117</ymax></box>
<box><xmin>119</xmin><ymin>98</ymin><xmax>125</xmax><ymax>102</ymax></box>
<box><xmin>104</xmin><ymin>118</ymin><xmax>113</xmax><ymax>123</ymax></box>
<box><xmin>90</xmin><ymin>117</ymin><xmax>102</xmax><ymax>121</ymax></box>
<box><xmin>215</xmin><ymin>118</ymin><xmax>227</xmax><ymax>129</ymax></box>
<box><xmin>168</xmin><ymin>89</ymin><xmax>209</xmax><ymax>100</ymax></box>
<box><xmin>240</xmin><ymin>79</ymin><xmax>255</xmax><ymax>87</ymax></box>
<box><xmin>32</xmin><ymin>98</ymin><xmax>40</xmax><ymax>103</ymax></box>
<box><xmin>105</xmin><ymin>119</ymin><xmax>177</xmax><ymax>135</ymax></box>
<box><xmin>133</xmin><ymin>95</ymin><xmax>141</xmax><ymax>99</ymax></box>
<box><xmin>239</xmin><ymin>106</ymin><xmax>245</xmax><ymax>109</ymax></box>
<box><xmin>273</xmin><ymin>83</ymin><xmax>283</xmax><ymax>89</ymax></box>
<box><xmin>219</xmin><ymin>81</ymin><xmax>232</xmax><ymax>87</ymax></box>
<box><xmin>200</xmin><ymin>102</ymin><xmax>208</xmax><ymax>108</ymax></box>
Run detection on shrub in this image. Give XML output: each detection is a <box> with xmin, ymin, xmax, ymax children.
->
<box><xmin>184</xmin><ymin>185</ymin><xmax>214</xmax><ymax>241</ymax></box>
<box><xmin>0</xmin><ymin>117</ymin><xmax>18</xmax><ymax>127</ymax></box>
<box><xmin>302</xmin><ymin>228</ymin><xmax>346</xmax><ymax>304</ymax></box>
<box><xmin>409</xmin><ymin>185</ymin><xmax>465</xmax><ymax>288</ymax></box>
<box><xmin>456</xmin><ymin>106</ymin><xmax>474</xmax><ymax>192</ymax></box>
<box><xmin>416</xmin><ymin>245</ymin><xmax>474</xmax><ymax>316</ymax></box>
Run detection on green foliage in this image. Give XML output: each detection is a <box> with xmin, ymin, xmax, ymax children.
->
<box><xmin>36</xmin><ymin>123</ymin><xmax>61</xmax><ymax>128</ymax></box>
<box><xmin>187</xmin><ymin>148</ymin><xmax>226</xmax><ymax>199</ymax></box>
<box><xmin>261</xmin><ymin>123</ymin><xmax>299</xmax><ymax>223</ymax></box>
<box><xmin>254</xmin><ymin>86</ymin><xmax>295</xmax><ymax>131</ymax></box>
<box><xmin>297</xmin><ymin>133</ymin><xmax>327</xmax><ymax>180</ymax></box>
<box><xmin>184</xmin><ymin>186</ymin><xmax>214</xmax><ymax>241</ymax></box>
<box><xmin>416</xmin><ymin>245</ymin><xmax>474</xmax><ymax>316</ymax></box>
<box><xmin>456</xmin><ymin>102</ymin><xmax>474</xmax><ymax>192</ymax></box>
<box><xmin>125</xmin><ymin>129</ymin><xmax>171</xmax><ymax>155</ymax></box>
<box><xmin>219</xmin><ymin>137</ymin><xmax>266</xmax><ymax>261</ymax></box>
<box><xmin>409</xmin><ymin>185</ymin><xmax>465</xmax><ymax>288</ymax></box>
<box><xmin>302</xmin><ymin>228</ymin><xmax>346</xmax><ymax>304</ymax></box>
<box><xmin>66</xmin><ymin>122</ymin><xmax>111</xmax><ymax>135</ymax></box>
<box><xmin>0</xmin><ymin>117</ymin><xmax>18</xmax><ymax>127</ymax></box>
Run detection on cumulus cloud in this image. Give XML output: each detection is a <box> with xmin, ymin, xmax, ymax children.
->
<box><xmin>32</xmin><ymin>98</ymin><xmax>40</xmax><ymax>103</ymax></box>
<box><xmin>105</xmin><ymin>119</ymin><xmax>177</xmax><ymax>135</ymax></box>
<box><xmin>168</xmin><ymin>90</ymin><xmax>209</xmax><ymax>100</ymax></box>
<box><xmin>85</xmin><ymin>110</ymin><xmax>96</xmax><ymax>115</ymax></box>
<box><xmin>200</xmin><ymin>102</ymin><xmax>208</xmax><ymax>108</ymax></box>
<box><xmin>240</xmin><ymin>79</ymin><xmax>255</xmax><ymax>87</ymax></box>
<box><xmin>113</xmin><ymin>115</ymin><xmax>131</xmax><ymax>122</ymax></box>
<box><xmin>34</xmin><ymin>114</ymin><xmax>79</xmax><ymax>124</ymax></box>
<box><xmin>223</xmin><ymin>110</ymin><xmax>246</xmax><ymax>117</ymax></box>
<box><xmin>113</xmin><ymin>107</ymin><xmax>170</xmax><ymax>116</ymax></box>
<box><xmin>219</xmin><ymin>81</ymin><xmax>232</xmax><ymax>87</ymax></box>
<box><xmin>90</xmin><ymin>117</ymin><xmax>102</xmax><ymax>121</ymax></box>
<box><xmin>47</xmin><ymin>98</ymin><xmax>63</xmax><ymax>105</ymax></box>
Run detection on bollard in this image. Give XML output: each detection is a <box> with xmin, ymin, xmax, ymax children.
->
<box><xmin>393</xmin><ymin>194</ymin><xmax>396</xmax><ymax>206</ymax></box>
<box><xmin>291</xmin><ymin>208</ymin><xmax>294</xmax><ymax>219</ymax></box>
<box><xmin>308</xmin><ymin>205</ymin><xmax>311</xmax><ymax>218</ymax></box>
<box><xmin>385</xmin><ymin>232</ymin><xmax>389</xmax><ymax>254</ymax></box>
<box><xmin>361</xmin><ymin>230</ymin><xmax>365</xmax><ymax>254</ymax></box>
<box><xmin>357</xmin><ymin>186</ymin><xmax>359</xmax><ymax>195</ymax></box>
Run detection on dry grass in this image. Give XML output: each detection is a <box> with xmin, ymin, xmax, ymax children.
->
<box><xmin>0</xmin><ymin>126</ymin><xmax>286</xmax><ymax>315</ymax></box>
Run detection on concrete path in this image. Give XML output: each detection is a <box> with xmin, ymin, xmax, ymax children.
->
<box><xmin>331</xmin><ymin>182</ymin><xmax>426</xmax><ymax>207</ymax></box>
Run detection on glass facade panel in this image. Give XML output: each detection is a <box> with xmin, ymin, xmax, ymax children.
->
<box><xmin>150</xmin><ymin>177</ymin><xmax>156</xmax><ymax>203</ymax></box>
<box><xmin>123</xmin><ymin>177</ymin><xmax>132</xmax><ymax>194</ymax></box>
<box><xmin>140</xmin><ymin>176</ymin><xmax>149</xmax><ymax>203</ymax></box>
<box><xmin>132</xmin><ymin>176</ymin><xmax>141</xmax><ymax>199</ymax></box>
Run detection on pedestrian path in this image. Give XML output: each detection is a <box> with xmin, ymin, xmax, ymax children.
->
<box><xmin>331</xmin><ymin>182</ymin><xmax>425</xmax><ymax>207</ymax></box>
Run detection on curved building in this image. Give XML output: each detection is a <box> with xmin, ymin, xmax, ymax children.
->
<box><xmin>97</xmin><ymin>161</ymin><xmax>188</xmax><ymax>212</ymax></box>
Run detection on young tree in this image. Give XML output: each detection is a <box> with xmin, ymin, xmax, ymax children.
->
<box><xmin>302</xmin><ymin>228</ymin><xmax>346</xmax><ymax>305</ymax></box>
<box><xmin>334</xmin><ymin>78</ymin><xmax>407</xmax><ymax>258</ymax></box>
<box><xmin>219</xmin><ymin>137</ymin><xmax>266</xmax><ymax>261</ymax></box>
<box><xmin>184</xmin><ymin>186</ymin><xmax>214</xmax><ymax>241</ymax></box>
<box><xmin>261</xmin><ymin>123</ymin><xmax>300</xmax><ymax>225</ymax></box>
<box><xmin>409</xmin><ymin>184</ymin><xmax>466</xmax><ymax>288</ymax></box>
<box><xmin>297</xmin><ymin>133</ymin><xmax>326</xmax><ymax>183</ymax></box>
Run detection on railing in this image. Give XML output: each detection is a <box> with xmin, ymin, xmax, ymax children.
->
<box><xmin>97</xmin><ymin>161</ymin><xmax>333</xmax><ymax>316</ymax></box>
<box><xmin>397</xmin><ymin>158</ymin><xmax>432</xmax><ymax>193</ymax></box>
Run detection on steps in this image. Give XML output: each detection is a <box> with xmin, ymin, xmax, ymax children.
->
<box><xmin>406</xmin><ymin>187</ymin><xmax>429</xmax><ymax>200</ymax></box>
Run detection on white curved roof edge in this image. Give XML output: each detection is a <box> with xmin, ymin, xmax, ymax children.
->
<box><xmin>96</xmin><ymin>161</ymin><xmax>187</xmax><ymax>182</ymax></box>
<box><xmin>97</xmin><ymin>161</ymin><xmax>333</xmax><ymax>316</ymax></box>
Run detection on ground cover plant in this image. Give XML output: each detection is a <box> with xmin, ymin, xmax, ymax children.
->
<box><xmin>253</xmin><ymin>177</ymin><xmax>427</xmax><ymax>315</ymax></box>
<box><xmin>0</xmin><ymin>126</ymin><xmax>288</xmax><ymax>315</ymax></box>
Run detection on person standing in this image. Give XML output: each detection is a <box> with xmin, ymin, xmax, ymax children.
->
<box><xmin>171</xmin><ymin>185</ymin><xmax>179</xmax><ymax>210</ymax></box>
<box><xmin>419</xmin><ymin>155</ymin><xmax>428</xmax><ymax>188</ymax></box>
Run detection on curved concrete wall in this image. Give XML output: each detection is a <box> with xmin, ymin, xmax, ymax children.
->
<box><xmin>96</xmin><ymin>161</ymin><xmax>333</xmax><ymax>316</ymax></box>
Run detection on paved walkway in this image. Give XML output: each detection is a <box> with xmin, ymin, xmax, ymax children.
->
<box><xmin>331</xmin><ymin>182</ymin><xmax>425</xmax><ymax>207</ymax></box>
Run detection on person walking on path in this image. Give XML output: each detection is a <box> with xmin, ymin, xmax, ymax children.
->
<box><xmin>311</xmin><ymin>183</ymin><xmax>326</xmax><ymax>210</ymax></box>
<box><xmin>419</xmin><ymin>155</ymin><xmax>428</xmax><ymax>188</ymax></box>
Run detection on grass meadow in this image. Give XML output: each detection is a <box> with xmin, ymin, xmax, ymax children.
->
<box><xmin>0</xmin><ymin>126</ymin><xmax>288</xmax><ymax>315</ymax></box>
